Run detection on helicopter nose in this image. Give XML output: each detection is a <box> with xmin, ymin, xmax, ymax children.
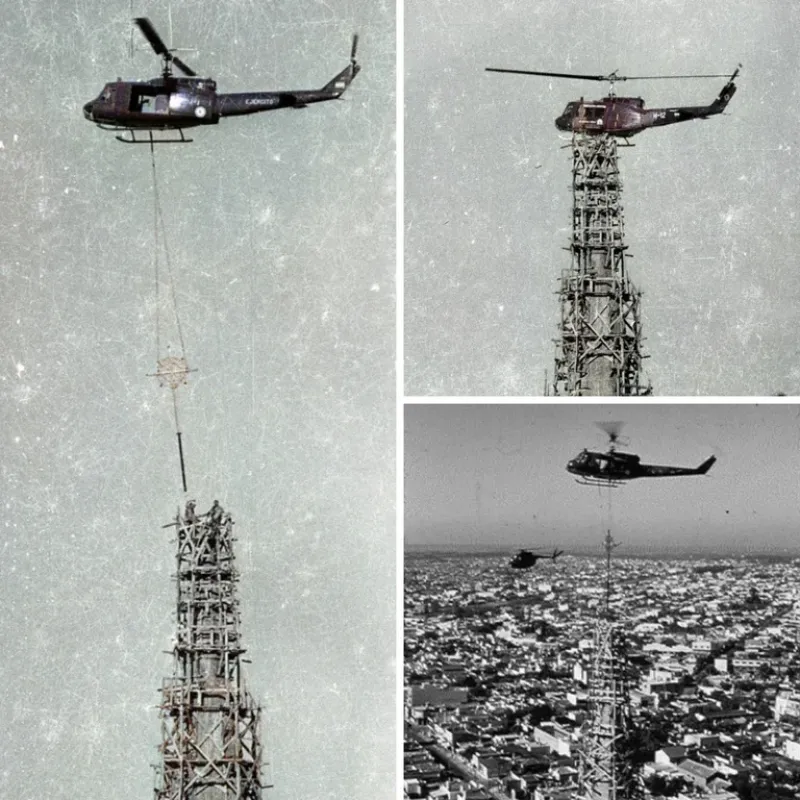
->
<box><xmin>83</xmin><ymin>102</ymin><xmax>94</xmax><ymax>121</ymax></box>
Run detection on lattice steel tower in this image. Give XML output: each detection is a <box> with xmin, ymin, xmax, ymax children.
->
<box><xmin>553</xmin><ymin>134</ymin><xmax>651</xmax><ymax>396</ymax></box>
<box><xmin>154</xmin><ymin>501</ymin><xmax>264</xmax><ymax>800</ymax></box>
<box><xmin>578</xmin><ymin>531</ymin><xmax>642</xmax><ymax>800</ymax></box>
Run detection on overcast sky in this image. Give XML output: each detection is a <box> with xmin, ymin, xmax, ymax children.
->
<box><xmin>405</xmin><ymin>0</ymin><xmax>800</xmax><ymax>396</ymax></box>
<box><xmin>1</xmin><ymin>1</ymin><xmax>394</xmax><ymax>798</ymax></box>
<box><xmin>406</xmin><ymin>403</ymin><xmax>800</xmax><ymax>552</ymax></box>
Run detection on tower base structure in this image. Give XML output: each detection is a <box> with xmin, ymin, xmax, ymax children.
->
<box><xmin>553</xmin><ymin>133</ymin><xmax>651</xmax><ymax>396</ymax></box>
<box><xmin>154</xmin><ymin>502</ymin><xmax>264</xmax><ymax>800</ymax></box>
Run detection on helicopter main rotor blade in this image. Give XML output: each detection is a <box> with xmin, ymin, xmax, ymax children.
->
<box><xmin>135</xmin><ymin>17</ymin><xmax>169</xmax><ymax>57</ymax></box>
<box><xmin>171</xmin><ymin>55</ymin><xmax>197</xmax><ymax>77</ymax></box>
<box><xmin>135</xmin><ymin>17</ymin><xmax>197</xmax><ymax>76</ymax></box>
<box><xmin>486</xmin><ymin>67</ymin><xmax>609</xmax><ymax>81</ymax></box>
<box><xmin>596</xmin><ymin>421</ymin><xmax>625</xmax><ymax>443</ymax></box>
<box><xmin>618</xmin><ymin>73</ymin><xmax>734</xmax><ymax>80</ymax></box>
<box><xmin>486</xmin><ymin>67</ymin><xmax>736</xmax><ymax>83</ymax></box>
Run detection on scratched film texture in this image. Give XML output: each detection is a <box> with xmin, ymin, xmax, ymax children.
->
<box><xmin>0</xmin><ymin>1</ymin><xmax>395</xmax><ymax>798</ymax></box>
<box><xmin>405</xmin><ymin>0</ymin><xmax>800</xmax><ymax>396</ymax></box>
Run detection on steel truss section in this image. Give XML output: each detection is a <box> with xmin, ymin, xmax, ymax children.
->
<box><xmin>553</xmin><ymin>133</ymin><xmax>651</xmax><ymax>396</ymax></box>
<box><xmin>579</xmin><ymin>617</ymin><xmax>643</xmax><ymax>800</ymax></box>
<box><xmin>154</xmin><ymin>505</ymin><xmax>263</xmax><ymax>800</ymax></box>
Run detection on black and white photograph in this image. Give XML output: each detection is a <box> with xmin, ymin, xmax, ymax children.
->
<box><xmin>405</xmin><ymin>0</ymin><xmax>800</xmax><ymax>396</ymax></box>
<box><xmin>0</xmin><ymin>1</ymin><xmax>395</xmax><ymax>798</ymax></box>
<box><xmin>405</xmin><ymin>403</ymin><xmax>800</xmax><ymax>799</ymax></box>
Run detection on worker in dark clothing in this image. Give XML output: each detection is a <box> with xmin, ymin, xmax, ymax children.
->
<box><xmin>209</xmin><ymin>500</ymin><xmax>223</xmax><ymax>526</ymax></box>
<box><xmin>184</xmin><ymin>500</ymin><xmax>197</xmax><ymax>525</ymax></box>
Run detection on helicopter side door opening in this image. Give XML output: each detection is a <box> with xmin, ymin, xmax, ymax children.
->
<box><xmin>130</xmin><ymin>87</ymin><xmax>171</xmax><ymax>115</ymax></box>
<box><xmin>576</xmin><ymin>103</ymin><xmax>606</xmax><ymax>132</ymax></box>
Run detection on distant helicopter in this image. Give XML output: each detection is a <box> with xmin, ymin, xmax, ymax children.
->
<box><xmin>510</xmin><ymin>548</ymin><xmax>564</xmax><ymax>570</ymax></box>
<box><xmin>485</xmin><ymin>64</ymin><xmax>740</xmax><ymax>138</ymax></box>
<box><xmin>567</xmin><ymin>422</ymin><xmax>716</xmax><ymax>486</ymax></box>
<box><xmin>83</xmin><ymin>17</ymin><xmax>360</xmax><ymax>143</ymax></box>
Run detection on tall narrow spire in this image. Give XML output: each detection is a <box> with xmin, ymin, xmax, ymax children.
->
<box><xmin>553</xmin><ymin>134</ymin><xmax>650</xmax><ymax>396</ymax></box>
<box><xmin>578</xmin><ymin>531</ymin><xmax>642</xmax><ymax>800</ymax></box>
<box><xmin>154</xmin><ymin>502</ymin><xmax>264</xmax><ymax>799</ymax></box>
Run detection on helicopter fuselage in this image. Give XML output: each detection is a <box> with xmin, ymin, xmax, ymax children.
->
<box><xmin>83</xmin><ymin>65</ymin><xmax>358</xmax><ymax>131</ymax></box>
<box><xmin>510</xmin><ymin>548</ymin><xmax>563</xmax><ymax>569</ymax></box>
<box><xmin>566</xmin><ymin>449</ymin><xmax>716</xmax><ymax>482</ymax></box>
<box><xmin>555</xmin><ymin>78</ymin><xmax>737</xmax><ymax>137</ymax></box>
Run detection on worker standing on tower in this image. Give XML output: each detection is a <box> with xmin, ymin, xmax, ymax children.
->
<box><xmin>184</xmin><ymin>499</ymin><xmax>197</xmax><ymax>525</ymax></box>
<box><xmin>208</xmin><ymin>500</ymin><xmax>224</xmax><ymax>526</ymax></box>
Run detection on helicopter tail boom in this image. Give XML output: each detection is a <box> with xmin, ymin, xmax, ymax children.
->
<box><xmin>216</xmin><ymin>38</ymin><xmax>359</xmax><ymax>118</ymax></box>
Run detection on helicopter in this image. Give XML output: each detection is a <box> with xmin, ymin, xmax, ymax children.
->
<box><xmin>485</xmin><ymin>64</ymin><xmax>740</xmax><ymax>138</ymax></box>
<box><xmin>567</xmin><ymin>422</ymin><xmax>716</xmax><ymax>486</ymax></box>
<box><xmin>83</xmin><ymin>17</ymin><xmax>360</xmax><ymax>143</ymax></box>
<box><xmin>510</xmin><ymin>548</ymin><xmax>564</xmax><ymax>570</ymax></box>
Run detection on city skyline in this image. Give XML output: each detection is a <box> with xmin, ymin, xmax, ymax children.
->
<box><xmin>406</xmin><ymin>404</ymin><xmax>800</xmax><ymax>551</ymax></box>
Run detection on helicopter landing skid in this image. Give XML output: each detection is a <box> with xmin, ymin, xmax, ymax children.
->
<box><xmin>114</xmin><ymin>128</ymin><xmax>194</xmax><ymax>145</ymax></box>
<box><xmin>573</xmin><ymin>477</ymin><xmax>624</xmax><ymax>488</ymax></box>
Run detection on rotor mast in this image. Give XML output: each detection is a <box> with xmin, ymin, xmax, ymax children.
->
<box><xmin>134</xmin><ymin>17</ymin><xmax>198</xmax><ymax>79</ymax></box>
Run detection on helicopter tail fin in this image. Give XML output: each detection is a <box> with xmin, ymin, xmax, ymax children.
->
<box><xmin>708</xmin><ymin>78</ymin><xmax>737</xmax><ymax>115</ymax></box>
<box><xmin>321</xmin><ymin>34</ymin><xmax>361</xmax><ymax>98</ymax></box>
<box><xmin>696</xmin><ymin>455</ymin><xmax>717</xmax><ymax>475</ymax></box>
<box><xmin>552</xmin><ymin>549</ymin><xmax>564</xmax><ymax>560</ymax></box>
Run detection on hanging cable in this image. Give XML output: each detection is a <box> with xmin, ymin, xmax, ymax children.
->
<box><xmin>148</xmin><ymin>141</ymin><xmax>194</xmax><ymax>494</ymax></box>
<box><xmin>150</xmin><ymin>142</ymin><xmax>188</xmax><ymax>360</ymax></box>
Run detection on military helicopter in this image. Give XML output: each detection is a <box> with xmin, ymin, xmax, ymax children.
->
<box><xmin>485</xmin><ymin>64</ymin><xmax>740</xmax><ymax>138</ymax></box>
<box><xmin>510</xmin><ymin>548</ymin><xmax>564</xmax><ymax>570</ymax></box>
<box><xmin>567</xmin><ymin>423</ymin><xmax>716</xmax><ymax>486</ymax></box>
<box><xmin>83</xmin><ymin>17</ymin><xmax>360</xmax><ymax>143</ymax></box>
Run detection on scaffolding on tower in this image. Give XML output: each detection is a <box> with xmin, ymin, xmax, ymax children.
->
<box><xmin>553</xmin><ymin>134</ymin><xmax>651</xmax><ymax>396</ymax></box>
<box><xmin>578</xmin><ymin>530</ymin><xmax>643</xmax><ymax>800</ymax></box>
<box><xmin>154</xmin><ymin>503</ymin><xmax>265</xmax><ymax>799</ymax></box>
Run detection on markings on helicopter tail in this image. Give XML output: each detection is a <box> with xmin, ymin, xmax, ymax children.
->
<box><xmin>335</xmin><ymin>81</ymin><xmax>346</xmax><ymax>89</ymax></box>
<box><xmin>245</xmin><ymin>97</ymin><xmax>279</xmax><ymax>106</ymax></box>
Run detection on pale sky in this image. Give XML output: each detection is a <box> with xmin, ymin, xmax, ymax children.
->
<box><xmin>0</xmin><ymin>1</ymin><xmax>394</xmax><ymax>798</ymax></box>
<box><xmin>405</xmin><ymin>0</ymin><xmax>800</xmax><ymax>396</ymax></box>
<box><xmin>406</xmin><ymin>404</ymin><xmax>800</xmax><ymax>551</ymax></box>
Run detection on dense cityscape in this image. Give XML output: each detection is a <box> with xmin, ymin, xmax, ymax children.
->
<box><xmin>404</xmin><ymin>549</ymin><xmax>800</xmax><ymax>800</ymax></box>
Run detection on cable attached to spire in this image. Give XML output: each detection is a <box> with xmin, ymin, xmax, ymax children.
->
<box><xmin>147</xmin><ymin>141</ymin><xmax>196</xmax><ymax>494</ymax></box>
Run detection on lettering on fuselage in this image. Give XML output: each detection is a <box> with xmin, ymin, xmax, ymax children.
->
<box><xmin>244</xmin><ymin>97</ymin><xmax>279</xmax><ymax>106</ymax></box>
